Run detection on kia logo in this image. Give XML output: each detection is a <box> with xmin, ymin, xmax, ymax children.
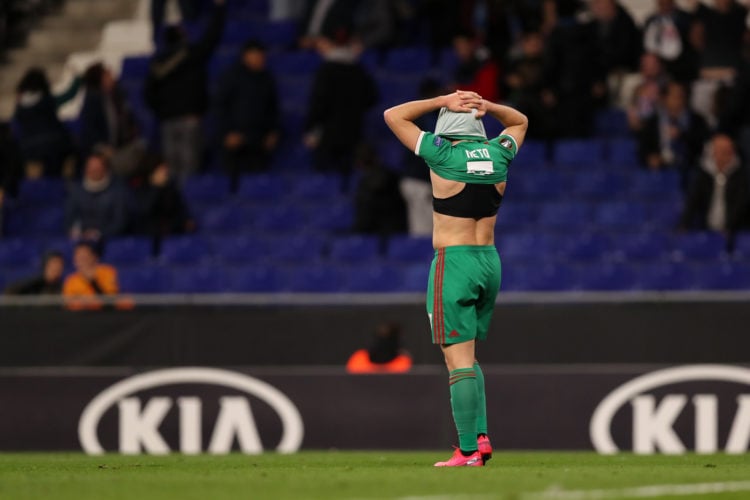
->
<box><xmin>590</xmin><ymin>364</ymin><xmax>750</xmax><ymax>455</ymax></box>
<box><xmin>79</xmin><ymin>368</ymin><xmax>304</xmax><ymax>455</ymax></box>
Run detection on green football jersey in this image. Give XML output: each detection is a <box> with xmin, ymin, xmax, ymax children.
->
<box><xmin>415</xmin><ymin>131</ymin><xmax>517</xmax><ymax>184</ymax></box>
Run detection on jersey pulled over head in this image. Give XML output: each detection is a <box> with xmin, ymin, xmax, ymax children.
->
<box><xmin>434</xmin><ymin>107</ymin><xmax>487</xmax><ymax>141</ymax></box>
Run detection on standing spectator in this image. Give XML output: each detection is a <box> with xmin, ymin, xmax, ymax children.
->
<box><xmin>66</xmin><ymin>153</ymin><xmax>128</xmax><ymax>242</ymax></box>
<box><xmin>541</xmin><ymin>0</ymin><xmax>605</xmax><ymax>137</ymax></box>
<box><xmin>450</xmin><ymin>31</ymin><xmax>500</xmax><ymax>104</ymax></box>
<box><xmin>79</xmin><ymin>62</ymin><xmax>145</xmax><ymax>177</ymax></box>
<box><xmin>304</xmin><ymin>36</ymin><xmax>377</xmax><ymax>179</ymax></box>
<box><xmin>129</xmin><ymin>154</ymin><xmax>194</xmax><ymax>248</ymax></box>
<box><xmin>718</xmin><ymin>59</ymin><xmax>750</xmax><ymax>164</ymax></box>
<box><xmin>637</xmin><ymin>81</ymin><xmax>709</xmax><ymax>183</ymax></box>
<box><xmin>299</xmin><ymin>0</ymin><xmax>360</xmax><ymax>49</ymax></box>
<box><xmin>4</xmin><ymin>251</ymin><xmax>64</xmax><ymax>295</ymax></box>
<box><xmin>642</xmin><ymin>0</ymin><xmax>697</xmax><ymax>83</ymax></box>
<box><xmin>627</xmin><ymin>53</ymin><xmax>669</xmax><ymax>132</ymax></box>
<box><xmin>680</xmin><ymin>134</ymin><xmax>750</xmax><ymax>240</ymax></box>
<box><xmin>214</xmin><ymin>40</ymin><xmax>280</xmax><ymax>190</ymax></box>
<box><xmin>12</xmin><ymin>67</ymin><xmax>78</xmax><ymax>177</ymax></box>
<box><xmin>144</xmin><ymin>0</ymin><xmax>226</xmax><ymax>184</ymax></box>
<box><xmin>352</xmin><ymin>144</ymin><xmax>407</xmax><ymax>237</ymax></box>
<box><xmin>694</xmin><ymin>0</ymin><xmax>748</xmax><ymax>73</ymax></box>
<box><xmin>63</xmin><ymin>241</ymin><xmax>119</xmax><ymax>310</ymax></box>
<box><xmin>589</xmin><ymin>0</ymin><xmax>641</xmax><ymax>75</ymax></box>
<box><xmin>0</xmin><ymin>122</ymin><xmax>23</xmax><ymax>206</ymax></box>
<box><xmin>150</xmin><ymin>0</ymin><xmax>202</xmax><ymax>45</ymax></box>
<box><xmin>504</xmin><ymin>31</ymin><xmax>550</xmax><ymax>138</ymax></box>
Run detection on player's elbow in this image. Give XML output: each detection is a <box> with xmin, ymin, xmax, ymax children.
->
<box><xmin>383</xmin><ymin>108</ymin><xmax>394</xmax><ymax>125</ymax></box>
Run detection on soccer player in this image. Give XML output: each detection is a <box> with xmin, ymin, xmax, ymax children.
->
<box><xmin>383</xmin><ymin>90</ymin><xmax>527</xmax><ymax>467</ymax></box>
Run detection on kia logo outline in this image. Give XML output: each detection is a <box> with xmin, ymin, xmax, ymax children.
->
<box><xmin>79</xmin><ymin>367</ymin><xmax>304</xmax><ymax>455</ymax></box>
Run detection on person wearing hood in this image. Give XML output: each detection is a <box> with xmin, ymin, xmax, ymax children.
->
<box><xmin>680</xmin><ymin>134</ymin><xmax>750</xmax><ymax>241</ymax></box>
<box><xmin>144</xmin><ymin>0</ymin><xmax>226</xmax><ymax>184</ymax></box>
<box><xmin>65</xmin><ymin>152</ymin><xmax>128</xmax><ymax>242</ymax></box>
<box><xmin>384</xmin><ymin>90</ymin><xmax>528</xmax><ymax>467</ymax></box>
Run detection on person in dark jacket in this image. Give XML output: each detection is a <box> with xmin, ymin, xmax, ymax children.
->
<box><xmin>680</xmin><ymin>134</ymin><xmax>750</xmax><ymax>240</ymax></box>
<box><xmin>12</xmin><ymin>67</ymin><xmax>78</xmax><ymax>177</ymax></box>
<box><xmin>589</xmin><ymin>0</ymin><xmax>642</xmax><ymax>75</ymax></box>
<box><xmin>304</xmin><ymin>35</ymin><xmax>377</xmax><ymax>180</ymax></box>
<box><xmin>353</xmin><ymin>143</ymin><xmax>407</xmax><ymax>237</ymax></box>
<box><xmin>4</xmin><ymin>251</ymin><xmax>64</xmax><ymax>295</ymax></box>
<box><xmin>79</xmin><ymin>62</ymin><xmax>144</xmax><ymax>177</ymax></box>
<box><xmin>66</xmin><ymin>152</ymin><xmax>128</xmax><ymax>242</ymax></box>
<box><xmin>144</xmin><ymin>0</ymin><xmax>225</xmax><ymax>184</ymax></box>
<box><xmin>214</xmin><ymin>40</ymin><xmax>280</xmax><ymax>190</ymax></box>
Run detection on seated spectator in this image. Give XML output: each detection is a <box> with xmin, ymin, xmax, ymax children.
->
<box><xmin>450</xmin><ymin>31</ymin><xmax>500</xmax><ymax>103</ymax></box>
<box><xmin>63</xmin><ymin>241</ymin><xmax>119</xmax><ymax>310</ymax></box>
<box><xmin>642</xmin><ymin>0</ymin><xmax>698</xmax><ymax>83</ymax></box>
<box><xmin>589</xmin><ymin>0</ymin><xmax>641</xmax><ymax>75</ymax></box>
<box><xmin>145</xmin><ymin>0</ymin><xmax>226</xmax><ymax>184</ymax></box>
<box><xmin>66</xmin><ymin>153</ymin><xmax>128</xmax><ymax>242</ymax></box>
<box><xmin>680</xmin><ymin>134</ymin><xmax>750</xmax><ymax>242</ymax></box>
<box><xmin>346</xmin><ymin>322</ymin><xmax>412</xmax><ymax>374</ymax></box>
<box><xmin>129</xmin><ymin>154</ymin><xmax>194</xmax><ymax>248</ymax></box>
<box><xmin>304</xmin><ymin>35</ymin><xmax>377</xmax><ymax>180</ymax></box>
<box><xmin>79</xmin><ymin>62</ymin><xmax>145</xmax><ymax>177</ymax></box>
<box><xmin>4</xmin><ymin>251</ymin><xmax>64</xmax><ymax>295</ymax></box>
<box><xmin>353</xmin><ymin>144</ymin><xmax>407</xmax><ymax>237</ymax></box>
<box><xmin>627</xmin><ymin>53</ymin><xmax>668</xmax><ymax>132</ymax></box>
<box><xmin>12</xmin><ymin>67</ymin><xmax>78</xmax><ymax>177</ymax></box>
<box><xmin>694</xmin><ymin>0</ymin><xmax>747</xmax><ymax>75</ymax></box>
<box><xmin>637</xmin><ymin>81</ymin><xmax>709</xmax><ymax>183</ymax></box>
<box><xmin>214</xmin><ymin>40</ymin><xmax>280</xmax><ymax>191</ymax></box>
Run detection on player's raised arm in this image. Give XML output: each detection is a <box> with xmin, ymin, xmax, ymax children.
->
<box><xmin>479</xmin><ymin>100</ymin><xmax>528</xmax><ymax>150</ymax></box>
<box><xmin>384</xmin><ymin>91</ymin><xmax>483</xmax><ymax>152</ymax></box>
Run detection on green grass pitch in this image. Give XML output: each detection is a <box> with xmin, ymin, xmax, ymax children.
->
<box><xmin>1</xmin><ymin>452</ymin><xmax>749</xmax><ymax>500</ymax></box>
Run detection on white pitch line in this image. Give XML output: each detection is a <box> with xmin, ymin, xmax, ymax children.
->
<box><xmin>522</xmin><ymin>480</ymin><xmax>750</xmax><ymax>500</ymax></box>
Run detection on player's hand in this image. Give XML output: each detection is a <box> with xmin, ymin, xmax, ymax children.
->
<box><xmin>444</xmin><ymin>90</ymin><xmax>482</xmax><ymax>113</ymax></box>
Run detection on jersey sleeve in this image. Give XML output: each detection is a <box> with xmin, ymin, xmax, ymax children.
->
<box><xmin>491</xmin><ymin>134</ymin><xmax>519</xmax><ymax>160</ymax></box>
<box><xmin>415</xmin><ymin>131</ymin><xmax>452</xmax><ymax>166</ymax></box>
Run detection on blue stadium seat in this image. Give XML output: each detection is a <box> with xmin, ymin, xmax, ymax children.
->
<box><xmin>17</xmin><ymin>178</ymin><xmax>66</xmax><ymax>205</ymax></box>
<box><xmin>120</xmin><ymin>56</ymin><xmax>151</xmax><ymax>80</ymax></box>
<box><xmin>511</xmin><ymin>140</ymin><xmax>547</xmax><ymax>169</ymax></box>
<box><xmin>159</xmin><ymin>235</ymin><xmax>213</xmax><ymax>265</ymax></box>
<box><xmin>594</xmin><ymin>202</ymin><xmax>646</xmax><ymax>230</ymax></box>
<box><xmin>183</xmin><ymin>175</ymin><xmax>231</xmax><ymax>204</ymax></box>
<box><xmin>267</xmin><ymin>51</ymin><xmax>321</xmax><ymax>76</ymax></box>
<box><xmin>104</xmin><ymin>237</ymin><xmax>153</xmax><ymax>266</ymax></box>
<box><xmin>236</xmin><ymin>174</ymin><xmax>285</xmax><ymax>201</ymax></box>
<box><xmin>386</xmin><ymin>236</ymin><xmax>433</xmax><ymax>263</ymax></box>
<box><xmin>328</xmin><ymin>235</ymin><xmax>380</xmax><ymax>263</ymax></box>
<box><xmin>288</xmin><ymin>174</ymin><xmax>343</xmax><ymax>201</ymax></box>
<box><xmin>382</xmin><ymin>46</ymin><xmax>432</xmax><ymax>74</ymax></box>
<box><xmin>495</xmin><ymin>202</ymin><xmax>540</xmax><ymax>232</ymax></box>
<box><xmin>377</xmin><ymin>75</ymin><xmax>420</xmax><ymax>107</ymax></box>
<box><xmin>691</xmin><ymin>262</ymin><xmax>750</xmax><ymax>290</ymax></box>
<box><xmin>306</xmin><ymin>201</ymin><xmax>355</xmax><ymax>232</ymax></box>
<box><xmin>197</xmin><ymin>204</ymin><xmax>246</xmax><ymax>234</ymax></box>
<box><xmin>283</xmin><ymin>263</ymin><xmax>345</xmax><ymax>292</ymax></box>
<box><xmin>536</xmin><ymin>202</ymin><xmax>593</xmax><ymax>230</ymax></box>
<box><xmin>634</xmin><ymin>262</ymin><xmax>695</xmax><ymax>290</ymax></box>
<box><xmin>629</xmin><ymin>171</ymin><xmax>681</xmax><ymax>199</ymax></box>
<box><xmin>523</xmin><ymin>263</ymin><xmax>577</xmax><ymax>291</ymax></box>
<box><xmin>510</xmin><ymin>170</ymin><xmax>565</xmax><ymax>200</ymax></box>
<box><xmin>607</xmin><ymin>138</ymin><xmax>640</xmax><ymax>168</ymax></box>
<box><xmin>570</xmin><ymin>172</ymin><xmax>625</xmax><ymax>199</ymax></box>
<box><xmin>229</xmin><ymin>265</ymin><xmax>282</xmax><ymax>292</ymax></box>
<box><xmin>344</xmin><ymin>263</ymin><xmax>403</xmax><ymax>292</ymax></box>
<box><xmin>270</xmin><ymin>234</ymin><xmax>325</xmax><ymax>263</ymax></box>
<box><xmin>672</xmin><ymin>232</ymin><xmax>727</xmax><ymax>261</ymax></box>
<box><xmin>734</xmin><ymin>232</ymin><xmax>750</xmax><ymax>259</ymax></box>
<box><xmin>497</xmin><ymin>233</ymin><xmax>561</xmax><ymax>263</ymax></box>
<box><xmin>576</xmin><ymin>263</ymin><xmax>636</xmax><ymax>290</ymax></box>
<box><xmin>594</xmin><ymin>108</ymin><xmax>629</xmax><ymax>138</ymax></box>
<box><xmin>560</xmin><ymin>232</ymin><xmax>612</xmax><ymax>261</ymax></box>
<box><xmin>610</xmin><ymin>232</ymin><xmax>670</xmax><ymax>262</ymax></box>
<box><xmin>276</xmin><ymin>76</ymin><xmax>312</xmax><ymax>113</ymax></box>
<box><xmin>401</xmin><ymin>263</ymin><xmax>430</xmax><ymax>292</ymax></box>
<box><xmin>252</xmin><ymin>205</ymin><xmax>308</xmax><ymax>232</ymax></box>
<box><xmin>0</xmin><ymin>238</ymin><xmax>41</xmax><ymax>268</ymax></box>
<box><xmin>212</xmin><ymin>235</ymin><xmax>267</xmax><ymax>265</ymax></box>
<box><xmin>10</xmin><ymin>206</ymin><xmax>66</xmax><ymax>236</ymax></box>
<box><xmin>118</xmin><ymin>265</ymin><xmax>171</xmax><ymax>293</ymax></box>
<box><xmin>171</xmin><ymin>266</ymin><xmax>229</xmax><ymax>293</ymax></box>
<box><xmin>645</xmin><ymin>200</ymin><xmax>682</xmax><ymax>230</ymax></box>
<box><xmin>247</xmin><ymin>20</ymin><xmax>298</xmax><ymax>47</ymax></box>
<box><xmin>553</xmin><ymin>139</ymin><xmax>605</xmax><ymax>168</ymax></box>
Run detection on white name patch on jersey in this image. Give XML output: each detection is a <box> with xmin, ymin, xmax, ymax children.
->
<box><xmin>466</xmin><ymin>160</ymin><xmax>494</xmax><ymax>175</ymax></box>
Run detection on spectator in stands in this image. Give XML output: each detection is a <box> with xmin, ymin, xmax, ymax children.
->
<box><xmin>637</xmin><ymin>81</ymin><xmax>709</xmax><ymax>183</ymax></box>
<box><xmin>718</xmin><ymin>58</ymin><xmax>750</xmax><ymax>164</ymax></box>
<box><xmin>627</xmin><ymin>53</ymin><xmax>668</xmax><ymax>132</ymax></box>
<box><xmin>346</xmin><ymin>321</ymin><xmax>412</xmax><ymax>374</ymax></box>
<box><xmin>12</xmin><ymin>67</ymin><xmax>78</xmax><ymax>177</ymax></box>
<box><xmin>299</xmin><ymin>0</ymin><xmax>359</xmax><ymax>49</ymax></box>
<box><xmin>214</xmin><ymin>40</ymin><xmax>280</xmax><ymax>191</ymax></box>
<box><xmin>304</xmin><ymin>35</ymin><xmax>377</xmax><ymax>180</ymax></box>
<box><xmin>680</xmin><ymin>134</ymin><xmax>750</xmax><ymax>241</ymax></box>
<box><xmin>79</xmin><ymin>62</ymin><xmax>145</xmax><ymax>178</ymax></box>
<box><xmin>144</xmin><ymin>0</ymin><xmax>226</xmax><ymax>184</ymax></box>
<box><xmin>0</xmin><ymin>122</ymin><xmax>24</xmax><ymax>207</ymax></box>
<box><xmin>589</xmin><ymin>0</ymin><xmax>641</xmax><ymax>75</ymax></box>
<box><xmin>150</xmin><ymin>0</ymin><xmax>202</xmax><ymax>45</ymax></box>
<box><xmin>693</xmin><ymin>0</ymin><xmax>748</xmax><ymax>74</ymax></box>
<box><xmin>129</xmin><ymin>154</ymin><xmax>194</xmax><ymax>247</ymax></box>
<box><xmin>504</xmin><ymin>31</ymin><xmax>551</xmax><ymax>139</ymax></box>
<box><xmin>63</xmin><ymin>240</ymin><xmax>119</xmax><ymax>310</ymax></box>
<box><xmin>400</xmin><ymin>79</ymin><xmax>442</xmax><ymax>236</ymax></box>
<box><xmin>352</xmin><ymin>143</ymin><xmax>407</xmax><ymax>237</ymax></box>
<box><xmin>450</xmin><ymin>31</ymin><xmax>500</xmax><ymax>103</ymax></box>
<box><xmin>642</xmin><ymin>0</ymin><xmax>698</xmax><ymax>83</ymax></box>
<box><xmin>541</xmin><ymin>0</ymin><xmax>605</xmax><ymax>137</ymax></box>
<box><xmin>4</xmin><ymin>251</ymin><xmax>64</xmax><ymax>295</ymax></box>
<box><xmin>66</xmin><ymin>153</ymin><xmax>128</xmax><ymax>242</ymax></box>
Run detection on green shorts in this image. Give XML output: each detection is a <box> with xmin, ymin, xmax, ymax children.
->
<box><xmin>426</xmin><ymin>245</ymin><xmax>502</xmax><ymax>345</ymax></box>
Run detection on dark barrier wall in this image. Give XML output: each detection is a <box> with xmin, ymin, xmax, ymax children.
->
<box><xmin>2</xmin><ymin>365</ymin><xmax>750</xmax><ymax>453</ymax></box>
<box><xmin>1</xmin><ymin>301</ymin><xmax>750</xmax><ymax>366</ymax></box>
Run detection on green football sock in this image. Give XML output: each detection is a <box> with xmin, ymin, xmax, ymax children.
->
<box><xmin>449</xmin><ymin>368</ymin><xmax>478</xmax><ymax>453</ymax></box>
<box><xmin>474</xmin><ymin>361</ymin><xmax>488</xmax><ymax>436</ymax></box>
